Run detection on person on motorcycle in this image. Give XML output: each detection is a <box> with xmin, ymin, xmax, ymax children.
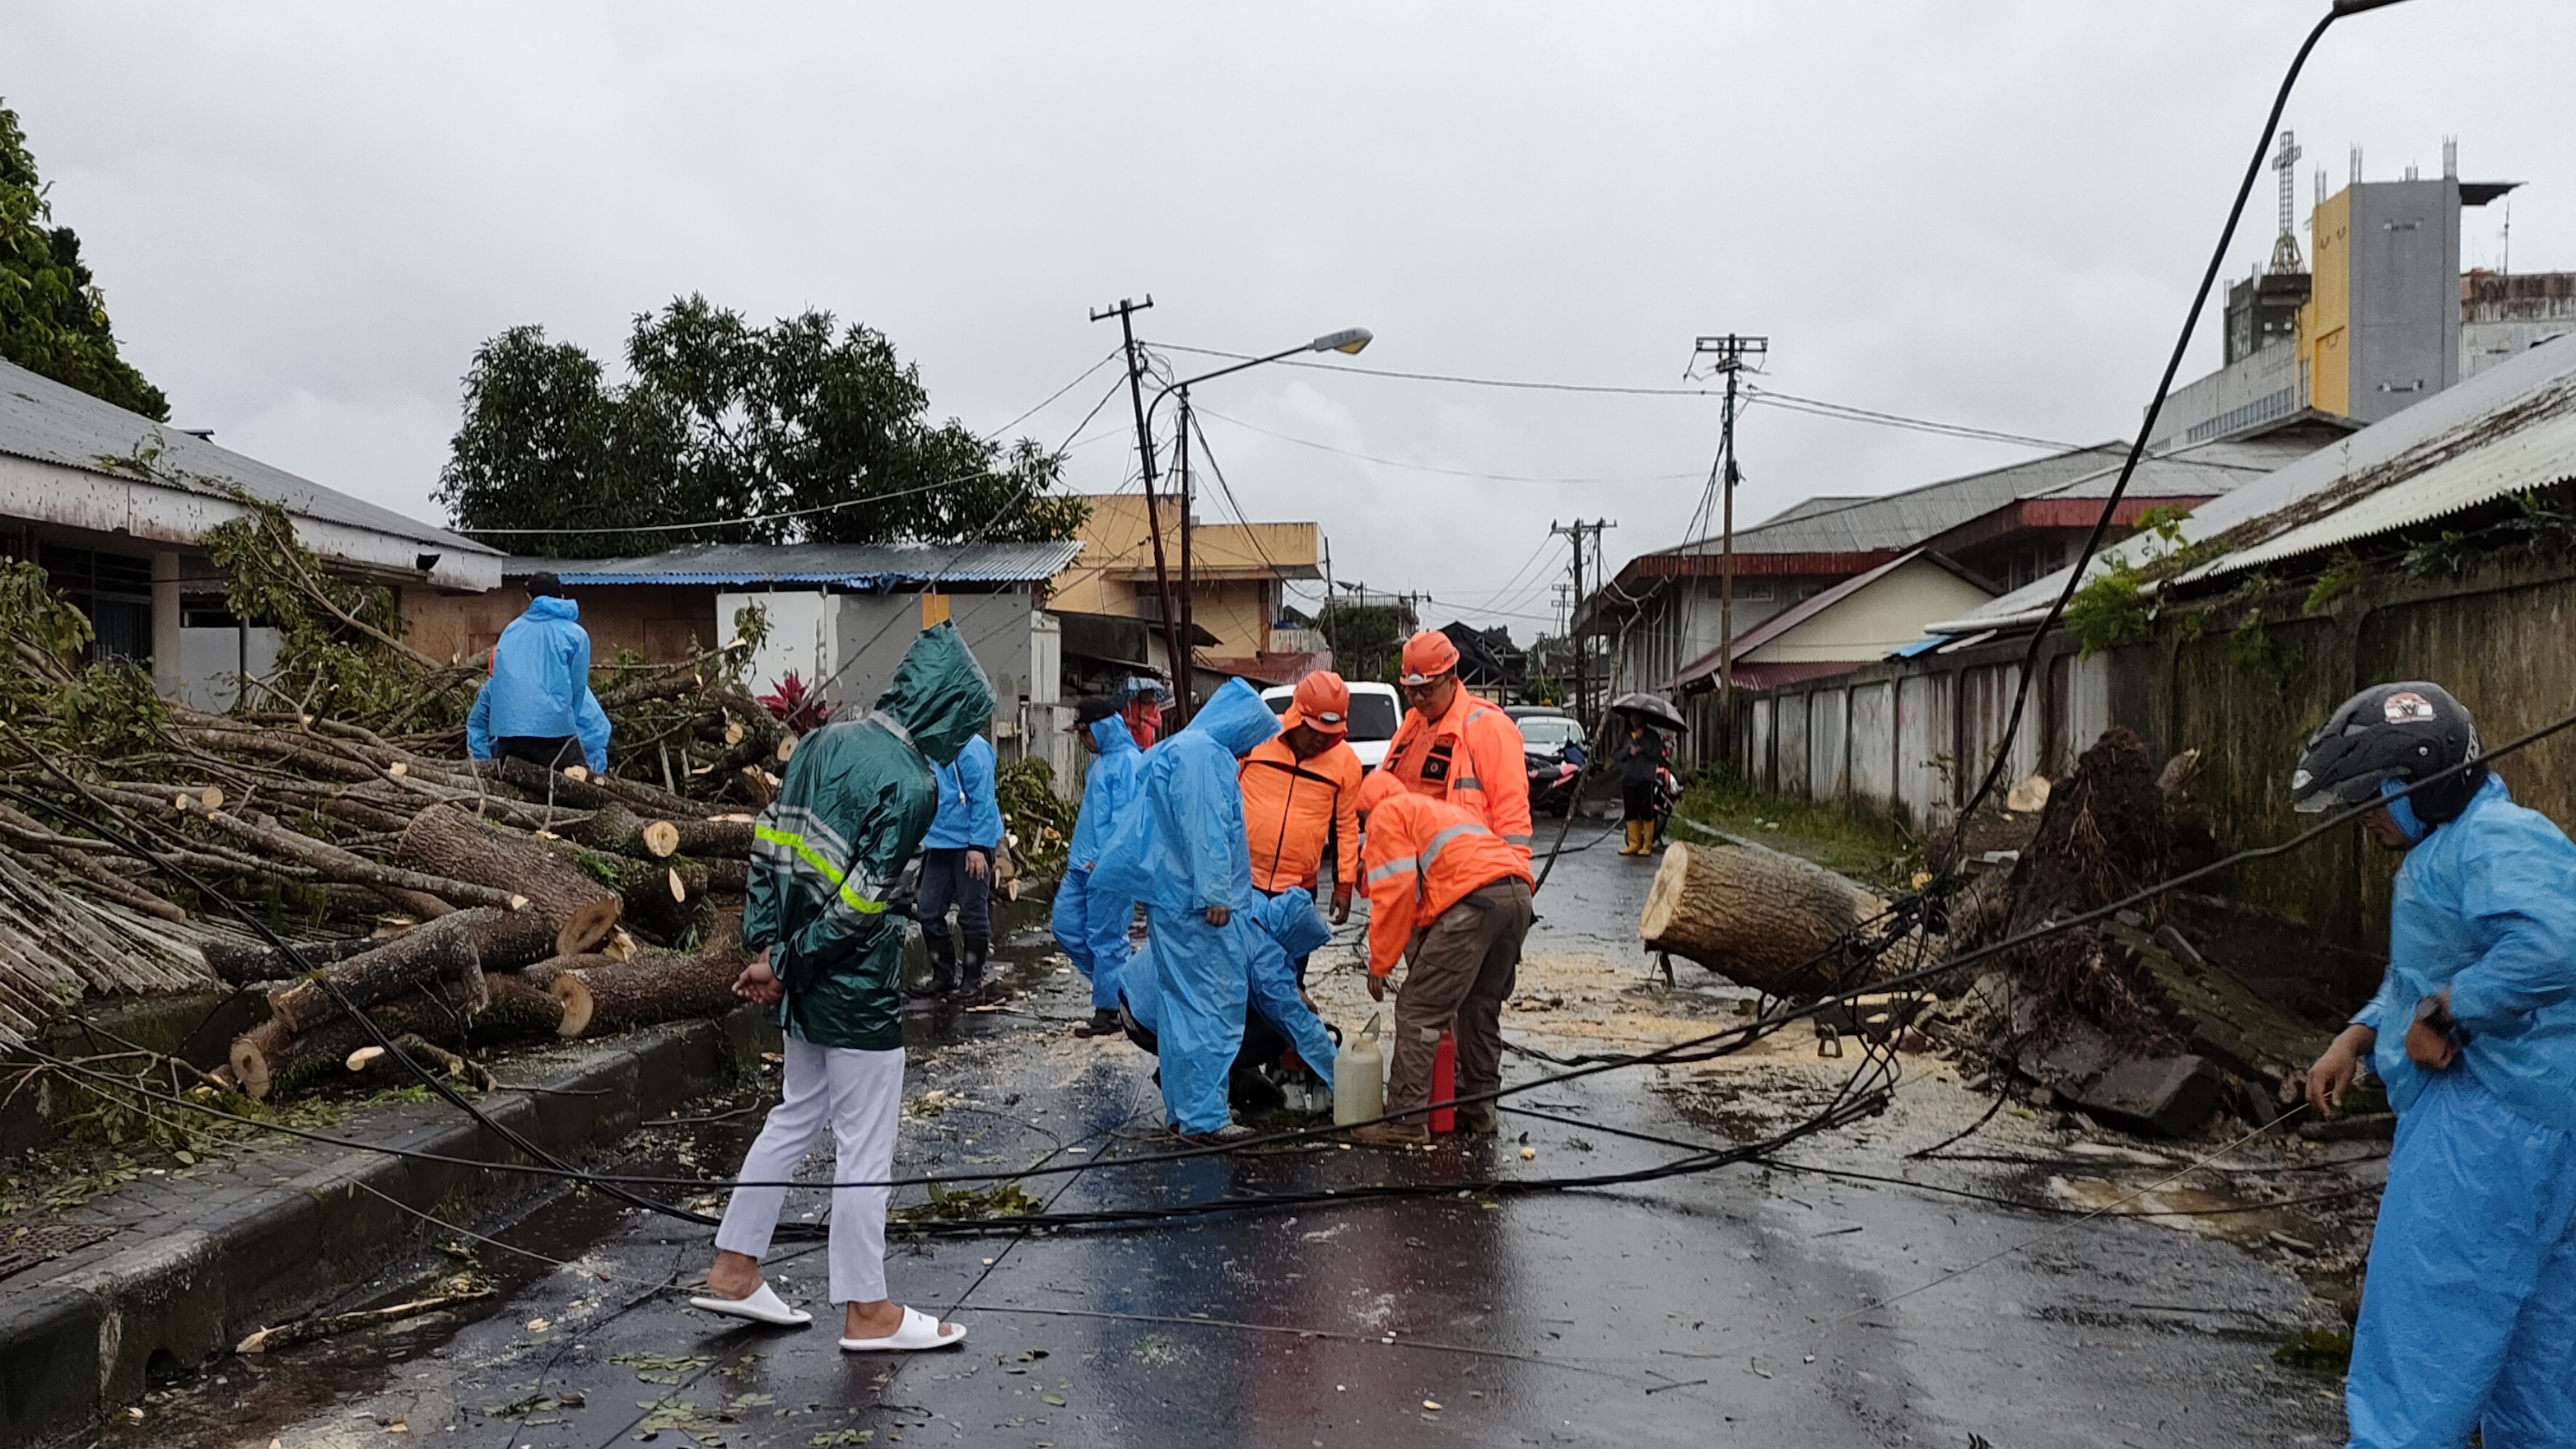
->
<box><xmin>1615</xmin><ymin>712</ymin><xmax>1671</xmax><ymax>857</ymax></box>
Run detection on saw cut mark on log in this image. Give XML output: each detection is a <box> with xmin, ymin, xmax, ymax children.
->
<box><xmin>263</xmin><ymin>904</ymin><xmax>547</xmax><ymax>1034</ymax></box>
<box><xmin>1637</xmin><ymin>841</ymin><xmax>1891</xmax><ymax>995</ymax></box>
<box><xmin>528</xmin><ymin>937</ymin><xmax>748</xmax><ymax>1040</ymax></box>
<box><xmin>395</xmin><ymin>804</ymin><xmax>619</xmax><ymax>957</ymax></box>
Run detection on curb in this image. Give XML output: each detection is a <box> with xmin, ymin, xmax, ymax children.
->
<box><xmin>0</xmin><ymin>1005</ymin><xmax>777</xmax><ymax>1447</ymax></box>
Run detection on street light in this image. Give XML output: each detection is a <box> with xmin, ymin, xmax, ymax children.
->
<box><xmin>1125</xmin><ymin>325</ymin><xmax>1373</xmax><ymax>719</ymax></box>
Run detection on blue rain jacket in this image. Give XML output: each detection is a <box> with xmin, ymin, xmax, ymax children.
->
<box><xmin>1088</xmin><ymin>678</ymin><xmax>1281</xmax><ymax>914</ymax></box>
<box><xmin>923</xmin><ymin>733</ymin><xmax>1004</xmax><ymax>851</ymax></box>
<box><xmin>465</xmin><ymin>596</ymin><xmax>612</xmax><ymax>772</ymax></box>
<box><xmin>2352</xmin><ymin>774</ymin><xmax>2576</xmax><ymax>1133</ymax></box>
<box><xmin>1118</xmin><ymin>888</ymin><xmax>1337</xmax><ymax>1093</ymax></box>
<box><xmin>1051</xmin><ymin>715</ymin><xmax>1146</xmax><ymax>1012</ymax></box>
<box><xmin>2344</xmin><ymin>1072</ymin><xmax>2576</xmax><ymax>1447</ymax></box>
<box><xmin>1092</xmin><ymin>679</ymin><xmax>1281</xmax><ymax>1134</ymax></box>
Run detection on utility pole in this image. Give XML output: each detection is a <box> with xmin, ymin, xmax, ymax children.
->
<box><xmin>1091</xmin><ymin>296</ymin><xmax>1190</xmax><ymax>720</ymax></box>
<box><xmin>1175</xmin><ymin>388</ymin><xmax>1196</xmax><ymax>680</ymax></box>
<box><xmin>1689</xmin><ymin>333</ymin><xmax>1767</xmax><ymax>760</ymax></box>
<box><xmin>1551</xmin><ymin>519</ymin><xmax>1612</xmax><ymax>724</ymax></box>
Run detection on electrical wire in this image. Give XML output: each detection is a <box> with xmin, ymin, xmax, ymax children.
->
<box><xmin>1194</xmin><ymin>407</ymin><xmax>1703</xmax><ymax>486</ymax></box>
<box><xmin>1743</xmin><ymin>387</ymin><xmax>2091</xmax><ymax>452</ymax></box>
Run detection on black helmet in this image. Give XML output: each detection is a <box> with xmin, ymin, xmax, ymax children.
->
<box><xmin>2290</xmin><ymin>682</ymin><xmax>2486</xmax><ymax>822</ymax></box>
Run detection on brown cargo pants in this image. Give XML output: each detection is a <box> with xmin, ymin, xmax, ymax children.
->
<box><xmin>1387</xmin><ymin>877</ymin><xmax>1535</xmax><ymax>1119</ymax></box>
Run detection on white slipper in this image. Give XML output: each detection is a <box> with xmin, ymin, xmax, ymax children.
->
<box><xmin>687</xmin><ymin>1281</ymin><xmax>812</xmax><ymax>1327</ymax></box>
<box><xmin>838</xmin><ymin>1305</ymin><xmax>967</xmax><ymax>1353</ymax></box>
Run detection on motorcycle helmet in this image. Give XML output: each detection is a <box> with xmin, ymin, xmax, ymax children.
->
<box><xmin>2290</xmin><ymin>681</ymin><xmax>2485</xmax><ymax>823</ymax></box>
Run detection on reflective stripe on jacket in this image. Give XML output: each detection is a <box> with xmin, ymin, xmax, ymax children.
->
<box><xmin>1381</xmin><ymin>687</ymin><xmax>1535</xmax><ymax>869</ymax></box>
<box><xmin>1359</xmin><ymin>790</ymin><xmax>1533</xmax><ymax>978</ymax></box>
<box><xmin>1240</xmin><ymin>735</ymin><xmax>1363</xmax><ymax>893</ymax></box>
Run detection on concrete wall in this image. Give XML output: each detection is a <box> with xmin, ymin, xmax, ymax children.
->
<box><xmin>1737</xmin><ymin>552</ymin><xmax>2576</xmax><ymax>976</ymax></box>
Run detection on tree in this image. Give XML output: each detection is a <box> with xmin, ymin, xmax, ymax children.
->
<box><xmin>437</xmin><ymin>295</ymin><xmax>1084</xmax><ymax>557</ymax></box>
<box><xmin>0</xmin><ymin>102</ymin><xmax>168</xmax><ymax>420</ymax></box>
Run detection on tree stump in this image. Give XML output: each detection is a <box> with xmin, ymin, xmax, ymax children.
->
<box><xmin>396</xmin><ymin>804</ymin><xmax>621</xmax><ymax>957</ymax></box>
<box><xmin>1637</xmin><ymin>841</ymin><xmax>1889</xmax><ymax>995</ymax></box>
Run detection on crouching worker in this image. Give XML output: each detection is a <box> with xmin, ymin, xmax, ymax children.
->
<box><xmin>692</xmin><ymin>623</ymin><xmax>993</xmax><ymax>1353</ymax></box>
<box><xmin>1051</xmin><ymin>697</ymin><xmax>1144</xmax><ymax>1038</ymax></box>
<box><xmin>1089</xmin><ymin>678</ymin><xmax>1281</xmax><ymax>1144</ymax></box>
<box><xmin>1349</xmin><ymin>767</ymin><xmax>1533</xmax><ymax>1147</ymax></box>
<box><xmin>1118</xmin><ymin>888</ymin><xmax>1339</xmax><ymax>1111</ymax></box>
<box><xmin>2295</xmin><ymin>683</ymin><xmax>2576</xmax><ymax>1448</ymax></box>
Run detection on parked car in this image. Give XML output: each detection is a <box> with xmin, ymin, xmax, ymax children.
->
<box><xmin>1508</xmin><ymin>707</ymin><xmax>1588</xmax><ymax>816</ymax></box>
<box><xmin>1260</xmin><ymin>680</ymin><xmax>1404</xmax><ymax>771</ymax></box>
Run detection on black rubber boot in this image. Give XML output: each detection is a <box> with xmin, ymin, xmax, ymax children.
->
<box><xmin>946</xmin><ymin>936</ymin><xmax>989</xmax><ymax>1004</ymax></box>
<box><xmin>913</xmin><ymin>933</ymin><xmax>958</xmax><ymax>999</ymax></box>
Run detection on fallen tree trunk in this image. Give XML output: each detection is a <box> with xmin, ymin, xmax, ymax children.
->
<box><xmin>203</xmin><ymin>933</ymin><xmax>389</xmax><ymax>987</ymax></box>
<box><xmin>232</xmin><ymin>971</ymin><xmax>487</xmax><ymax>1098</ymax></box>
<box><xmin>468</xmin><ymin>973</ymin><xmax>566</xmax><ymax>1044</ymax></box>
<box><xmin>263</xmin><ymin>905</ymin><xmax>547</xmax><ymax>1033</ymax></box>
<box><xmin>1637</xmin><ymin>841</ymin><xmax>1890</xmax><ymax>995</ymax></box>
<box><xmin>528</xmin><ymin>938</ymin><xmax>748</xmax><ymax>1038</ymax></box>
<box><xmin>396</xmin><ymin>804</ymin><xmax>620</xmax><ymax>957</ymax></box>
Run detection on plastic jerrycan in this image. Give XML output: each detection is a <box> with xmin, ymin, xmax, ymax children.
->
<box><xmin>1335</xmin><ymin>1013</ymin><xmax>1385</xmax><ymax>1125</ymax></box>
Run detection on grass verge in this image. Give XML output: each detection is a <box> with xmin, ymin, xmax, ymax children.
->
<box><xmin>1672</xmin><ymin>774</ymin><xmax>1922</xmax><ymax>892</ymax></box>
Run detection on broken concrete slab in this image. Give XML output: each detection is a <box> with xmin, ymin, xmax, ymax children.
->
<box><xmin>2071</xmin><ymin>1052</ymin><xmax>2226</xmax><ymax>1139</ymax></box>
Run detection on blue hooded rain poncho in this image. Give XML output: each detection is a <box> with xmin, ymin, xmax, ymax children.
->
<box><xmin>1116</xmin><ymin>886</ymin><xmax>1336</xmax><ymax>1093</ymax></box>
<box><xmin>1090</xmin><ymin>678</ymin><xmax>1280</xmax><ymax>1135</ymax></box>
<box><xmin>2342</xmin><ymin>773</ymin><xmax>2576</xmax><ymax>1449</ymax></box>
<box><xmin>924</xmin><ymin>733</ymin><xmax>1004</xmax><ymax>851</ymax></box>
<box><xmin>743</xmin><ymin>623</ymin><xmax>996</xmax><ymax>1051</ymax></box>
<box><xmin>1051</xmin><ymin>713</ymin><xmax>1144</xmax><ymax>1012</ymax></box>
<box><xmin>466</xmin><ymin>595</ymin><xmax>613</xmax><ymax>772</ymax></box>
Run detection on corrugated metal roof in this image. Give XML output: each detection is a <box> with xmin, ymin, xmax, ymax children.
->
<box><xmin>1655</xmin><ymin>445</ymin><xmax>2127</xmax><ymax>560</ymax></box>
<box><xmin>0</xmin><ymin>357</ymin><xmax>494</xmax><ymax>555</ymax></box>
<box><xmin>1931</xmin><ymin>334</ymin><xmax>2576</xmax><ymax>632</ymax></box>
<box><xmin>540</xmin><ymin>539</ymin><xmax>1084</xmax><ymax>588</ymax></box>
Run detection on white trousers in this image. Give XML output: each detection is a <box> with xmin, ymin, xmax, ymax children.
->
<box><xmin>714</xmin><ymin>1037</ymin><xmax>905</xmax><ymax>1306</ymax></box>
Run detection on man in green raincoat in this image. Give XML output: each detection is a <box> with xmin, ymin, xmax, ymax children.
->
<box><xmin>692</xmin><ymin>622</ymin><xmax>992</xmax><ymax>1353</ymax></box>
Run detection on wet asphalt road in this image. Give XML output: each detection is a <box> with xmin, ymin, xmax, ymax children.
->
<box><xmin>111</xmin><ymin>834</ymin><xmax>2351</xmax><ymax>1448</ymax></box>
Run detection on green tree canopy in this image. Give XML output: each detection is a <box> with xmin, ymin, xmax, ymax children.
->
<box><xmin>437</xmin><ymin>295</ymin><xmax>1083</xmax><ymax>557</ymax></box>
<box><xmin>0</xmin><ymin>102</ymin><xmax>168</xmax><ymax>420</ymax></box>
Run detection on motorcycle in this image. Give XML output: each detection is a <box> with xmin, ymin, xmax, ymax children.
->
<box><xmin>1651</xmin><ymin>765</ymin><xmax>1680</xmax><ymax>846</ymax></box>
<box><xmin>1526</xmin><ymin>751</ymin><xmax>1581</xmax><ymax>817</ymax></box>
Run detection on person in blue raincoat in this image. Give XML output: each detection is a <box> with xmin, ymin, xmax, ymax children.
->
<box><xmin>1053</xmin><ymin>697</ymin><xmax>1144</xmax><ymax>1039</ymax></box>
<box><xmin>915</xmin><ymin>726</ymin><xmax>1004</xmax><ymax>1004</ymax></box>
<box><xmin>466</xmin><ymin>572</ymin><xmax>612</xmax><ymax>774</ymax></box>
<box><xmin>1089</xmin><ymin>678</ymin><xmax>1280</xmax><ymax>1143</ymax></box>
<box><xmin>1118</xmin><ymin>886</ymin><xmax>1337</xmax><ymax>1107</ymax></box>
<box><xmin>2296</xmin><ymin>683</ymin><xmax>2576</xmax><ymax>1449</ymax></box>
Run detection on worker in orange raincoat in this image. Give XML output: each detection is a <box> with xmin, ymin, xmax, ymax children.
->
<box><xmin>1241</xmin><ymin>671</ymin><xmax>1363</xmax><ymax>983</ymax></box>
<box><xmin>1380</xmin><ymin>631</ymin><xmax>1535</xmax><ymax>872</ymax></box>
<box><xmin>1347</xmin><ymin>767</ymin><xmax>1534</xmax><ymax>1148</ymax></box>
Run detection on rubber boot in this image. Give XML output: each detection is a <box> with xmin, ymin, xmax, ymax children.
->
<box><xmin>1620</xmin><ymin>821</ymin><xmax>1645</xmax><ymax>855</ymax></box>
<box><xmin>914</xmin><ymin>932</ymin><xmax>957</xmax><ymax>999</ymax></box>
<box><xmin>945</xmin><ymin>935</ymin><xmax>989</xmax><ymax>1004</ymax></box>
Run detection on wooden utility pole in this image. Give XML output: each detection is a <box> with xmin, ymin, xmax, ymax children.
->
<box><xmin>1689</xmin><ymin>333</ymin><xmax>1767</xmax><ymax>761</ymax></box>
<box><xmin>1551</xmin><ymin>519</ymin><xmax>1613</xmax><ymax>724</ymax></box>
<box><xmin>1091</xmin><ymin>296</ymin><xmax>1190</xmax><ymax>720</ymax></box>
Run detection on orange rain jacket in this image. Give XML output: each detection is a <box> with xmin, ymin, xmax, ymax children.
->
<box><xmin>1381</xmin><ymin>687</ymin><xmax>1535</xmax><ymax>868</ymax></box>
<box><xmin>1240</xmin><ymin>736</ymin><xmax>1364</xmax><ymax>897</ymax></box>
<box><xmin>1358</xmin><ymin>789</ymin><xmax>1532</xmax><ymax>979</ymax></box>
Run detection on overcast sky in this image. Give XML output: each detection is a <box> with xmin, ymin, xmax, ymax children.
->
<box><xmin>9</xmin><ymin>1</ymin><xmax>2571</xmax><ymax>639</ymax></box>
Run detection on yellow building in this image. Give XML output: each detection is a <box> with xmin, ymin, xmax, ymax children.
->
<box><xmin>1049</xmin><ymin>493</ymin><xmax>1322</xmax><ymax>675</ymax></box>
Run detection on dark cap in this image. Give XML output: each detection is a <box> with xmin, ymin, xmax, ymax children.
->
<box><xmin>1068</xmin><ymin>695</ymin><xmax>1120</xmax><ymax>732</ymax></box>
<box><xmin>526</xmin><ymin>571</ymin><xmax>566</xmax><ymax>598</ymax></box>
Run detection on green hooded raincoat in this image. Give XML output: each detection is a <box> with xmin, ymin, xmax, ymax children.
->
<box><xmin>743</xmin><ymin>622</ymin><xmax>996</xmax><ymax>1051</ymax></box>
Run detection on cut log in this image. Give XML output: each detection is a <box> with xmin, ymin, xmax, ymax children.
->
<box><xmin>468</xmin><ymin>974</ymin><xmax>566</xmax><ymax>1045</ymax></box>
<box><xmin>1637</xmin><ymin>841</ymin><xmax>1891</xmax><ymax>995</ymax></box>
<box><xmin>230</xmin><ymin>1016</ymin><xmax>372</xmax><ymax>1100</ymax></box>
<box><xmin>263</xmin><ymin>905</ymin><xmax>548</xmax><ymax>1033</ymax></box>
<box><xmin>562</xmin><ymin>804</ymin><xmax>680</xmax><ymax>860</ymax></box>
<box><xmin>203</xmin><ymin>934</ymin><xmax>389</xmax><ymax>987</ymax></box>
<box><xmin>528</xmin><ymin>938</ymin><xmax>748</xmax><ymax>1038</ymax></box>
<box><xmin>396</xmin><ymin>804</ymin><xmax>621</xmax><ymax>957</ymax></box>
<box><xmin>345</xmin><ymin>1032</ymin><xmax>471</xmax><ymax>1086</ymax></box>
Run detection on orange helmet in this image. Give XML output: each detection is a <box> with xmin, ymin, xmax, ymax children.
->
<box><xmin>1285</xmin><ymin>671</ymin><xmax>1350</xmax><ymax>735</ymax></box>
<box><xmin>1400</xmin><ymin>631</ymin><xmax>1460</xmax><ymax>686</ymax></box>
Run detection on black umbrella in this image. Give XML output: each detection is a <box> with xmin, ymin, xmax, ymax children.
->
<box><xmin>1609</xmin><ymin>692</ymin><xmax>1688</xmax><ymax>732</ymax></box>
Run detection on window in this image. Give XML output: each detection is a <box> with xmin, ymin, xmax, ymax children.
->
<box><xmin>39</xmin><ymin>545</ymin><xmax>155</xmax><ymax>664</ymax></box>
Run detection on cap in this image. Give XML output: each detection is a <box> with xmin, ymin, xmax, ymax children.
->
<box><xmin>1400</xmin><ymin>631</ymin><xmax>1460</xmax><ymax>686</ymax></box>
<box><xmin>526</xmin><ymin>571</ymin><xmax>566</xmax><ymax>598</ymax></box>
<box><xmin>1283</xmin><ymin>671</ymin><xmax>1350</xmax><ymax>734</ymax></box>
<box><xmin>1068</xmin><ymin>695</ymin><xmax>1119</xmax><ymax>732</ymax></box>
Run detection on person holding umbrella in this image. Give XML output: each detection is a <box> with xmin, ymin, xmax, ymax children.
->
<box><xmin>1610</xmin><ymin>694</ymin><xmax>1680</xmax><ymax>856</ymax></box>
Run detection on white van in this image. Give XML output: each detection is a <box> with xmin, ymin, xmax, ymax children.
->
<box><xmin>1260</xmin><ymin>680</ymin><xmax>1405</xmax><ymax>771</ymax></box>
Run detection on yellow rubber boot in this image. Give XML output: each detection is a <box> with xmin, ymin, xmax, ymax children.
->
<box><xmin>1622</xmin><ymin>821</ymin><xmax>1646</xmax><ymax>855</ymax></box>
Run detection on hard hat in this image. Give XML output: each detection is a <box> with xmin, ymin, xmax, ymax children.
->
<box><xmin>1400</xmin><ymin>631</ymin><xmax>1460</xmax><ymax>686</ymax></box>
<box><xmin>1356</xmin><ymin>767</ymin><xmax>1408</xmax><ymax>814</ymax></box>
<box><xmin>1284</xmin><ymin>671</ymin><xmax>1351</xmax><ymax>734</ymax></box>
<box><xmin>2291</xmin><ymin>681</ymin><xmax>2485</xmax><ymax>823</ymax></box>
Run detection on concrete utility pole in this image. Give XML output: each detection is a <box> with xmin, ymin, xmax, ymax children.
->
<box><xmin>1689</xmin><ymin>333</ymin><xmax>1767</xmax><ymax>761</ymax></box>
<box><xmin>1090</xmin><ymin>296</ymin><xmax>1190</xmax><ymax>721</ymax></box>
<box><xmin>1551</xmin><ymin>519</ymin><xmax>1613</xmax><ymax>724</ymax></box>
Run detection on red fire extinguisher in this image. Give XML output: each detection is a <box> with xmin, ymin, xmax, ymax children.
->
<box><xmin>1429</xmin><ymin>1030</ymin><xmax>1457</xmax><ymax>1135</ymax></box>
